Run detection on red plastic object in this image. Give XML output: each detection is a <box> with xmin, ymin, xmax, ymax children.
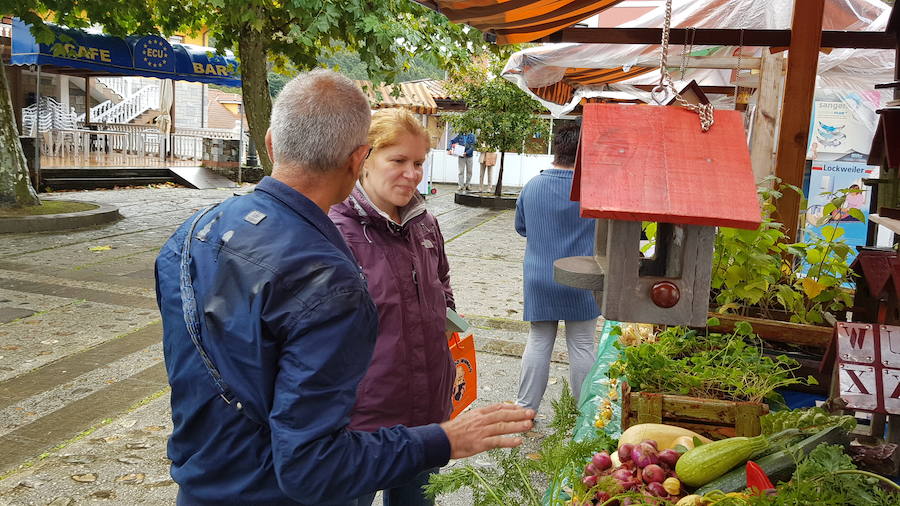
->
<box><xmin>573</xmin><ymin>103</ymin><xmax>762</xmax><ymax>230</ymax></box>
<box><xmin>650</xmin><ymin>281</ymin><xmax>680</xmax><ymax>308</ymax></box>
<box><xmin>746</xmin><ymin>461</ymin><xmax>774</xmax><ymax>493</ymax></box>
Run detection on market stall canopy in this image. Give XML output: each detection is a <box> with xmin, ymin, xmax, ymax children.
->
<box><xmin>9</xmin><ymin>18</ymin><xmax>240</xmax><ymax>86</ymax></box>
<box><xmin>411</xmin><ymin>0</ymin><xmax>625</xmax><ymax>44</ymax></box>
<box><xmin>501</xmin><ymin>0</ymin><xmax>895</xmax><ymax>116</ymax></box>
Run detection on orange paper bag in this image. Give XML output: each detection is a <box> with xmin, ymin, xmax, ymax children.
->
<box><xmin>448</xmin><ymin>331</ymin><xmax>477</xmax><ymax>419</ymax></box>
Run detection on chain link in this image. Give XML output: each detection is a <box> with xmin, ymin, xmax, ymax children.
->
<box><xmin>734</xmin><ymin>29</ymin><xmax>745</xmax><ymax>109</ymax></box>
<box><xmin>655</xmin><ymin>0</ymin><xmax>714</xmax><ymax>132</ymax></box>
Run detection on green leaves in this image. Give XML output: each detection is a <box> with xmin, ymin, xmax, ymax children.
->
<box><xmin>609</xmin><ymin>325</ymin><xmax>812</xmax><ymax>403</ymax></box>
<box><xmin>711</xmin><ymin>180</ymin><xmax>855</xmax><ymax>325</ymax></box>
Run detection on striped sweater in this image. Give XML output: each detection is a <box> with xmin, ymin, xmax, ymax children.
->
<box><xmin>515</xmin><ymin>168</ymin><xmax>601</xmax><ymax>322</ymax></box>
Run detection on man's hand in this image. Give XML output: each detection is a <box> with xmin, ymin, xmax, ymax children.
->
<box><xmin>440</xmin><ymin>404</ymin><xmax>534</xmax><ymax>459</ymax></box>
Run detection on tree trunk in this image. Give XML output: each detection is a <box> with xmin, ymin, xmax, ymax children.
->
<box><xmin>238</xmin><ymin>27</ymin><xmax>273</xmax><ymax>175</ymax></box>
<box><xmin>494</xmin><ymin>151</ymin><xmax>505</xmax><ymax>197</ymax></box>
<box><xmin>0</xmin><ymin>59</ymin><xmax>39</xmax><ymax>208</ymax></box>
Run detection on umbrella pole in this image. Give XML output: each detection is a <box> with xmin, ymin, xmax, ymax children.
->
<box><xmin>34</xmin><ymin>65</ymin><xmax>42</xmax><ymax>190</ymax></box>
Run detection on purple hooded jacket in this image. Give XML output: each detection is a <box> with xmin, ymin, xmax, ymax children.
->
<box><xmin>329</xmin><ymin>185</ymin><xmax>456</xmax><ymax>432</ymax></box>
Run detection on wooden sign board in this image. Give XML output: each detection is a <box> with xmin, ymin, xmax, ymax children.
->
<box><xmin>836</xmin><ymin>322</ymin><xmax>900</xmax><ymax>414</ymax></box>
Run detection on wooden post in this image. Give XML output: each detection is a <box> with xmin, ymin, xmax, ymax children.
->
<box><xmin>84</xmin><ymin>77</ymin><xmax>91</xmax><ymax>123</ymax></box>
<box><xmin>749</xmin><ymin>51</ymin><xmax>786</xmax><ymax>184</ymax></box>
<box><xmin>773</xmin><ymin>0</ymin><xmax>824</xmax><ymax>241</ymax></box>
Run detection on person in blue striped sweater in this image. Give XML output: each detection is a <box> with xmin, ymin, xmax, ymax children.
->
<box><xmin>514</xmin><ymin>121</ymin><xmax>599</xmax><ymax>413</ymax></box>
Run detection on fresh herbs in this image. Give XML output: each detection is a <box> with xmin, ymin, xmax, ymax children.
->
<box><xmin>608</xmin><ymin>321</ymin><xmax>815</xmax><ymax>404</ymax></box>
<box><xmin>425</xmin><ymin>382</ymin><xmax>617</xmax><ymax>506</ymax></box>
<box><xmin>760</xmin><ymin>407</ymin><xmax>857</xmax><ymax>436</ymax></box>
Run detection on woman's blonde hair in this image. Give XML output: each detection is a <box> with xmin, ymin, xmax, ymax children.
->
<box><xmin>367</xmin><ymin>108</ymin><xmax>430</xmax><ymax>152</ymax></box>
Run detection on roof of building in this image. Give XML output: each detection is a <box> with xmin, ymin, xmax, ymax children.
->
<box><xmin>206</xmin><ymin>88</ymin><xmax>243</xmax><ymax>130</ymax></box>
<box><xmin>354</xmin><ymin>80</ymin><xmax>439</xmax><ymax>114</ymax></box>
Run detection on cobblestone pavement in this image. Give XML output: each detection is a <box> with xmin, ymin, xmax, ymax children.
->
<box><xmin>0</xmin><ymin>183</ymin><xmax>586</xmax><ymax>505</ymax></box>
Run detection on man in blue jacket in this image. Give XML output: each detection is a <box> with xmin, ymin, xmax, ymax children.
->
<box><xmin>447</xmin><ymin>132</ymin><xmax>476</xmax><ymax>191</ymax></box>
<box><xmin>155</xmin><ymin>69</ymin><xmax>533</xmax><ymax>506</ymax></box>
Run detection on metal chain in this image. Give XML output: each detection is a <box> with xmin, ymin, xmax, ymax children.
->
<box><xmin>679</xmin><ymin>27</ymin><xmax>695</xmax><ymax>81</ymax></box>
<box><xmin>653</xmin><ymin>0</ymin><xmax>714</xmax><ymax>131</ymax></box>
<box><xmin>734</xmin><ymin>29</ymin><xmax>745</xmax><ymax>109</ymax></box>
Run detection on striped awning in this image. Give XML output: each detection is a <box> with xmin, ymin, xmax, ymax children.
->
<box><xmin>529</xmin><ymin>67</ymin><xmax>654</xmax><ymax>105</ymax></box>
<box><xmin>413</xmin><ymin>0</ymin><xmax>625</xmax><ymax>44</ymax></box>
<box><xmin>355</xmin><ymin>81</ymin><xmax>439</xmax><ymax>114</ymax></box>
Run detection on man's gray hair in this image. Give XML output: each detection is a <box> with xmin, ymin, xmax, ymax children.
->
<box><xmin>269</xmin><ymin>69</ymin><xmax>371</xmax><ymax>173</ymax></box>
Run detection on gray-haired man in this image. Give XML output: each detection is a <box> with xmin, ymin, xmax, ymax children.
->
<box><xmin>155</xmin><ymin>69</ymin><xmax>533</xmax><ymax>505</ymax></box>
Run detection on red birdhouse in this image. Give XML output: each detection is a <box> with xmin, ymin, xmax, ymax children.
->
<box><xmin>554</xmin><ymin>103</ymin><xmax>762</xmax><ymax>326</ymax></box>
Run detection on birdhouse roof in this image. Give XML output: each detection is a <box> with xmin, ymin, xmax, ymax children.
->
<box><xmin>572</xmin><ymin>103</ymin><xmax>762</xmax><ymax>230</ymax></box>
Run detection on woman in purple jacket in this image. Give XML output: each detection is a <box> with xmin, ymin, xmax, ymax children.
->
<box><xmin>330</xmin><ymin>108</ymin><xmax>455</xmax><ymax>506</ymax></box>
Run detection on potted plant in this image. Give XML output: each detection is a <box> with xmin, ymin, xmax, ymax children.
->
<box><xmin>703</xmin><ymin>177</ymin><xmax>858</xmax><ymax>391</ymax></box>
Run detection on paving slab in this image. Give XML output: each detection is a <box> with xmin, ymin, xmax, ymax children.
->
<box><xmin>0</xmin><ymin>302</ymin><xmax>158</xmax><ymax>382</ymax></box>
<box><xmin>0</xmin><ymin>352</ymin><xmax>571</xmax><ymax>506</ymax></box>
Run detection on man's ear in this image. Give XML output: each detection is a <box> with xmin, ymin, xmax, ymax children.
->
<box><xmin>349</xmin><ymin>144</ymin><xmax>369</xmax><ymax>181</ymax></box>
<box><xmin>265</xmin><ymin>129</ymin><xmax>275</xmax><ymax>165</ymax></box>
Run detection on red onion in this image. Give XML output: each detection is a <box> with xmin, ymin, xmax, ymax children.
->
<box><xmin>641</xmin><ymin>464</ymin><xmax>665</xmax><ymax>484</ymax></box>
<box><xmin>643</xmin><ymin>439</ymin><xmax>658</xmax><ymax>449</ymax></box>
<box><xmin>582</xmin><ymin>474</ymin><xmax>597</xmax><ymax>488</ymax></box>
<box><xmin>592</xmin><ymin>451</ymin><xmax>613</xmax><ymax>471</ymax></box>
<box><xmin>646</xmin><ymin>481</ymin><xmax>668</xmax><ymax>497</ymax></box>
<box><xmin>618</xmin><ymin>443</ymin><xmax>634</xmax><ymax>462</ymax></box>
<box><xmin>585</xmin><ymin>463</ymin><xmax>598</xmax><ymax>477</ymax></box>
<box><xmin>611</xmin><ymin>468</ymin><xmax>634</xmax><ymax>484</ymax></box>
<box><xmin>657</xmin><ymin>449</ymin><xmax>680</xmax><ymax>468</ymax></box>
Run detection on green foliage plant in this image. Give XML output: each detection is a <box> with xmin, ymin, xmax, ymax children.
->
<box><xmin>711</xmin><ymin>177</ymin><xmax>855</xmax><ymax>325</ymax></box>
<box><xmin>607</xmin><ymin>320</ymin><xmax>816</xmax><ymax>404</ymax></box>
<box><xmin>424</xmin><ymin>381</ymin><xmax>616</xmax><ymax>506</ymax></box>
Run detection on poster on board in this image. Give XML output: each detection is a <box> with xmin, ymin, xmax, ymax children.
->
<box><xmin>805</xmin><ymin>161</ymin><xmax>879</xmax><ymax>264</ymax></box>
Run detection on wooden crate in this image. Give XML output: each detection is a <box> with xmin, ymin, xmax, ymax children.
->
<box><xmin>621</xmin><ymin>381</ymin><xmax>769</xmax><ymax>439</ymax></box>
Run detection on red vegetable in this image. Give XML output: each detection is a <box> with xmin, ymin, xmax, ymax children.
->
<box><xmin>612</xmin><ymin>468</ymin><xmax>634</xmax><ymax>484</ymax></box>
<box><xmin>632</xmin><ymin>443</ymin><xmax>659</xmax><ymax>468</ymax></box>
<box><xmin>593</xmin><ymin>451</ymin><xmax>613</xmax><ymax>471</ymax></box>
<box><xmin>618</xmin><ymin>443</ymin><xmax>634</xmax><ymax>462</ymax></box>
<box><xmin>657</xmin><ymin>449</ymin><xmax>680</xmax><ymax>468</ymax></box>
<box><xmin>582</xmin><ymin>474</ymin><xmax>598</xmax><ymax>488</ymax></box>
<box><xmin>644</xmin><ymin>439</ymin><xmax>658</xmax><ymax>449</ymax></box>
<box><xmin>746</xmin><ymin>460</ymin><xmax>774</xmax><ymax>494</ymax></box>
<box><xmin>641</xmin><ymin>464</ymin><xmax>666</xmax><ymax>484</ymax></box>
<box><xmin>646</xmin><ymin>482</ymin><xmax>667</xmax><ymax>497</ymax></box>
<box><xmin>584</xmin><ymin>463</ymin><xmax>597</xmax><ymax>477</ymax></box>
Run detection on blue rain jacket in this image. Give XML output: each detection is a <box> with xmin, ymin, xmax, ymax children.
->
<box><xmin>155</xmin><ymin>177</ymin><xmax>450</xmax><ymax>505</ymax></box>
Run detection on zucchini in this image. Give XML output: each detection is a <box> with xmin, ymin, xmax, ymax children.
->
<box><xmin>694</xmin><ymin>425</ymin><xmax>849</xmax><ymax>495</ymax></box>
<box><xmin>675</xmin><ymin>435</ymin><xmax>770</xmax><ymax>488</ymax></box>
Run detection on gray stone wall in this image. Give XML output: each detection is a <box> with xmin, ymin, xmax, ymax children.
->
<box><xmin>174</xmin><ymin>82</ymin><xmax>203</xmax><ymax>129</ymax></box>
<box><xmin>202</xmin><ymin>138</ymin><xmax>240</xmax><ymax>169</ymax></box>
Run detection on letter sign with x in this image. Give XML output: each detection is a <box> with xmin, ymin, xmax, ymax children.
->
<box><xmin>839</xmin><ymin>364</ymin><xmax>877</xmax><ymax>410</ymax></box>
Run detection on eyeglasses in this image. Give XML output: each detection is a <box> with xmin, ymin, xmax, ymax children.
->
<box><xmin>365</xmin><ymin>146</ymin><xmax>373</xmax><ymax>159</ymax></box>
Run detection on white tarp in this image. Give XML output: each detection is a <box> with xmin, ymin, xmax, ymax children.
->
<box><xmin>502</xmin><ymin>0</ymin><xmax>895</xmax><ymax>117</ymax></box>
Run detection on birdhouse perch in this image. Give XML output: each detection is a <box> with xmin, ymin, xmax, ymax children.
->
<box><xmin>554</xmin><ymin>103</ymin><xmax>762</xmax><ymax>327</ymax></box>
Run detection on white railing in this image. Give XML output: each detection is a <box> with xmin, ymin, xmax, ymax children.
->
<box><xmin>85</xmin><ymin>84</ymin><xmax>160</xmax><ymax>124</ymax></box>
<box><xmin>96</xmin><ymin>77</ymin><xmax>130</xmax><ymax>100</ymax></box>
<box><xmin>80</xmin><ymin>100</ymin><xmax>114</xmax><ymax>123</ymax></box>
